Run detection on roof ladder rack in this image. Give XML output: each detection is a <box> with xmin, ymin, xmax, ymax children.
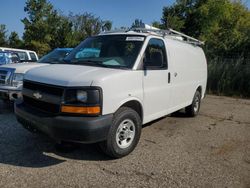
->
<box><xmin>128</xmin><ymin>27</ymin><xmax>204</xmax><ymax>46</ymax></box>
<box><xmin>101</xmin><ymin>26</ymin><xmax>204</xmax><ymax>46</ymax></box>
<box><xmin>168</xmin><ymin>29</ymin><xmax>204</xmax><ymax>46</ymax></box>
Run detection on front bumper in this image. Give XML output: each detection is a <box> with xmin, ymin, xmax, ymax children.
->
<box><xmin>0</xmin><ymin>87</ymin><xmax>22</xmax><ymax>100</ymax></box>
<box><xmin>15</xmin><ymin>101</ymin><xmax>113</xmax><ymax>143</ymax></box>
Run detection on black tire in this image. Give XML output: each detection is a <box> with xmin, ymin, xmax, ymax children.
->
<box><xmin>99</xmin><ymin>107</ymin><xmax>142</xmax><ymax>158</ymax></box>
<box><xmin>185</xmin><ymin>90</ymin><xmax>201</xmax><ymax>117</ymax></box>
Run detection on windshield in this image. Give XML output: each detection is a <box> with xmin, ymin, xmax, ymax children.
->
<box><xmin>38</xmin><ymin>49</ymin><xmax>72</xmax><ymax>64</ymax></box>
<box><xmin>64</xmin><ymin>35</ymin><xmax>145</xmax><ymax>69</ymax></box>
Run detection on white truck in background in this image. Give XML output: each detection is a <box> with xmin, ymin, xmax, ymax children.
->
<box><xmin>0</xmin><ymin>47</ymin><xmax>38</xmax><ymax>62</ymax></box>
<box><xmin>0</xmin><ymin>48</ymin><xmax>72</xmax><ymax>101</ymax></box>
<box><xmin>15</xmin><ymin>26</ymin><xmax>207</xmax><ymax>158</ymax></box>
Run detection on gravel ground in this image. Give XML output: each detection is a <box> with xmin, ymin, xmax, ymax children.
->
<box><xmin>0</xmin><ymin>95</ymin><xmax>249</xmax><ymax>188</ymax></box>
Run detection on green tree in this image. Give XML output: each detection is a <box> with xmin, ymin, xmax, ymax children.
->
<box><xmin>161</xmin><ymin>5</ymin><xmax>185</xmax><ymax>30</ymax></box>
<box><xmin>22</xmin><ymin>0</ymin><xmax>58</xmax><ymax>55</ymax></box>
<box><xmin>8</xmin><ymin>32</ymin><xmax>23</xmax><ymax>48</ymax></box>
<box><xmin>48</xmin><ymin>14</ymin><xmax>73</xmax><ymax>49</ymax></box>
<box><xmin>131</xmin><ymin>19</ymin><xmax>144</xmax><ymax>28</ymax></box>
<box><xmin>160</xmin><ymin>0</ymin><xmax>250</xmax><ymax>57</ymax></box>
<box><xmin>102</xmin><ymin>20</ymin><xmax>112</xmax><ymax>31</ymax></box>
<box><xmin>66</xmin><ymin>12</ymin><xmax>106</xmax><ymax>47</ymax></box>
<box><xmin>195</xmin><ymin>0</ymin><xmax>250</xmax><ymax>57</ymax></box>
<box><xmin>152</xmin><ymin>21</ymin><xmax>164</xmax><ymax>29</ymax></box>
<box><xmin>0</xmin><ymin>24</ymin><xmax>8</xmax><ymax>46</ymax></box>
<box><xmin>22</xmin><ymin>0</ymin><xmax>113</xmax><ymax>54</ymax></box>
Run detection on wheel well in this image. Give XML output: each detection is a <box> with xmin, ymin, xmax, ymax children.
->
<box><xmin>120</xmin><ymin>100</ymin><xmax>143</xmax><ymax>121</ymax></box>
<box><xmin>197</xmin><ymin>86</ymin><xmax>202</xmax><ymax>95</ymax></box>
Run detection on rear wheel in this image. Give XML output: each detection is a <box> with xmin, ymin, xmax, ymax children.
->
<box><xmin>185</xmin><ymin>90</ymin><xmax>201</xmax><ymax>117</ymax></box>
<box><xmin>99</xmin><ymin>107</ymin><xmax>142</xmax><ymax>158</ymax></box>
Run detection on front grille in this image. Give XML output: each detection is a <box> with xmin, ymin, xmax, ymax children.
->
<box><xmin>23</xmin><ymin>95</ymin><xmax>60</xmax><ymax>114</ymax></box>
<box><xmin>22</xmin><ymin>80</ymin><xmax>64</xmax><ymax>114</ymax></box>
<box><xmin>23</xmin><ymin>81</ymin><xmax>64</xmax><ymax>96</ymax></box>
<box><xmin>0</xmin><ymin>68</ymin><xmax>14</xmax><ymax>86</ymax></box>
<box><xmin>0</xmin><ymin>70</ymin><xmax>7</xmax><ymax>74</ymax></box>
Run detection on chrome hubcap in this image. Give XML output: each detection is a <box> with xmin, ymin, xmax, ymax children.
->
<box><xmin>116</xmin><ymin>119</ymin><xmax>135</xmax><ymax>149</ymax></box>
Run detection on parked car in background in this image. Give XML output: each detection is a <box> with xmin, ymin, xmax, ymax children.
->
<box><xmin>0</xmin><ymin>47</ymin><xmax>38</xmax><ymax>62</ymax></box>
<box><xmin>15</xmin><ymin>26</ymin><xmax>207</xmax><ymax>158</ymax></box>
<box><xmin>0</xmin><ymin>48</ymin><xmax>73</xmax><ymax>101</ymax></box>
<box><xmin>0</xmin><ymin>52</ymin><xmax>21</xmax><ymax>65</ymax></box>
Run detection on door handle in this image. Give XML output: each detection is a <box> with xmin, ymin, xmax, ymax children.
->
<box><xmin>168</xmin><ymin>72</ymin><xmax>171</xmax><ymax>83</ymax></box>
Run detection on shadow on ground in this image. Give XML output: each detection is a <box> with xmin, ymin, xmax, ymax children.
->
<box><xmin>0</xmin><ymin>100</ymin><xmax>187</xmax><ymax>168</ymax></box>
<box><xmin>0</xmin><ymin>100</ymin><xmax>112</xmax><ymax>168</ymax></box>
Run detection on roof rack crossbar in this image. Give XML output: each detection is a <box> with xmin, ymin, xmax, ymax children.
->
<box><xmin>168</xmin><ymin>29</ymin><xmax>204</xmax><ymax>45</ymax></box>
<box><xmin>101</xmin><ymin>29</ymin><xmax>128</xmax><ymax>34</ymax></box>
<box><xmin>131</xmin><ymin>27</ymin><xmax>204</xmax><ymax>45</ymax></box>
<box><xmin>101</xmin><ymin>27</ymin><xmax>204</xmax><ymax>46</ymax></box>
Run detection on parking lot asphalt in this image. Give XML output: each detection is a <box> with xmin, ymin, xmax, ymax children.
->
<box><xmin>0</xmin><ymin>95</ymin><xmax>249</xmax><ymax>188</ymax></box>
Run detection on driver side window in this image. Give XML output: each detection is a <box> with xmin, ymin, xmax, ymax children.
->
<box><xmin>144</xmin><ymin>38</ymin><xmax>167</xmax><ymax>70</ymax></box>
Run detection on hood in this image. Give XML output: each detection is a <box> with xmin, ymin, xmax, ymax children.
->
<box><xmin>24</xmin><ymin>64</ymin><xmax>124</xmax><ymax>87</ymax></box>
<box><xmin>0</xmin><ymin>63</ymin><xmax>48</xmax><ymax>74</ymax></box>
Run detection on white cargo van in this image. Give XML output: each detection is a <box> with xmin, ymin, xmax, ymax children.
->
<box><xmin>15</xmin><ymin>27</ymin><xmax>207</xmax><ymax>158</ymax></box>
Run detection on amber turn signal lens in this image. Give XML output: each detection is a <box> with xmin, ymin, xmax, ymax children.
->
<box><xmin>61</xmin><ymin>105</ymin><xmax>101</xmax><ymax>114</ymax></box>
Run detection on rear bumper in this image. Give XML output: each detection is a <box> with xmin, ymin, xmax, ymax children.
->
<box><xmin>15</xmin><ymin>102</ymin><xmax>113</xmax><ymax>143</ymax></box>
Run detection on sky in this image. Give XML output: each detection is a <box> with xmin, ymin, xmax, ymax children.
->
<box><xmin>0</xmin><ymin>0</ymin><xmax>250</xmax><ymax>38</ymax></box>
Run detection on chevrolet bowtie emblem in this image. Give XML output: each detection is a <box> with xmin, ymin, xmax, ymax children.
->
<box><xmin>33</xmin><ymin>92</ymin><xmax>42</xmax><ymax>99</ymax></box>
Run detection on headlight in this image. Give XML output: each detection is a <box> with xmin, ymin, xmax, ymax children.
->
<box><xmin>64</xmin><ymin>88</ymin><xmax>101</xmax><ymax>105</ymax></box>
<box><xmin>76</xmin><ymin>90</ymin><xmax>88</xmax><ymax>102</ymax></box>
<box><xmin>63</xmin><ymin>88</ymin><xmax>102</xmax><ymax>115</ymax></box>
<box><xmin>12</xmin><ymin>73</ymin><xmax>24</xmax><ymax>86</ymax></box>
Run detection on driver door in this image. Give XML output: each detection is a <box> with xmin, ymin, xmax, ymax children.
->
<box><xmin>142</xmin><ymin>38</ymin><xmax>172</xmax><ymax>123</ymax></box>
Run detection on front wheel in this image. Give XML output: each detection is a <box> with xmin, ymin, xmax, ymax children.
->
<box><xmin>185</xmin><ymin>90</ymin><xmax>201</xmax><ymax>117</ymax></box>
<box><xmin>99</xmin><ymin>107</ymin><xmax>142</xmax><ymax>158</ymax></box>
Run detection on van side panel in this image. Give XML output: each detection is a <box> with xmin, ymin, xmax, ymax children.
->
<box><xmin>166</xmin><ymin>38</ymin><xmax>207</xmax><ymax>110</ymax></box>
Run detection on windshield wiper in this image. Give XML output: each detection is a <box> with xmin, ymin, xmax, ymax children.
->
<box><xmin>70</xmin><ymin>60</ymin><xmax>105</xmax><ymax>67</ymax></box>
<box><xmin>71</xmin><ymin>59</ymin><xmax>103</xmax><ymax>64</ymax></box>
<box><xmin>69</xmin><ymin>59</ymin><xmax>129</xmax><ymax>69</ymax></box>
<box><xmin>40</xmin><ymin>61</ymin><xmax>60</xmax><ymax>64</ymax></box>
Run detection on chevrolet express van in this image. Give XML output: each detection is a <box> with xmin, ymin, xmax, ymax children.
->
<box><xmin>15</xmin><ymin>27</ymin><xmax>207</xmax><ymax>158</ymax></box>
